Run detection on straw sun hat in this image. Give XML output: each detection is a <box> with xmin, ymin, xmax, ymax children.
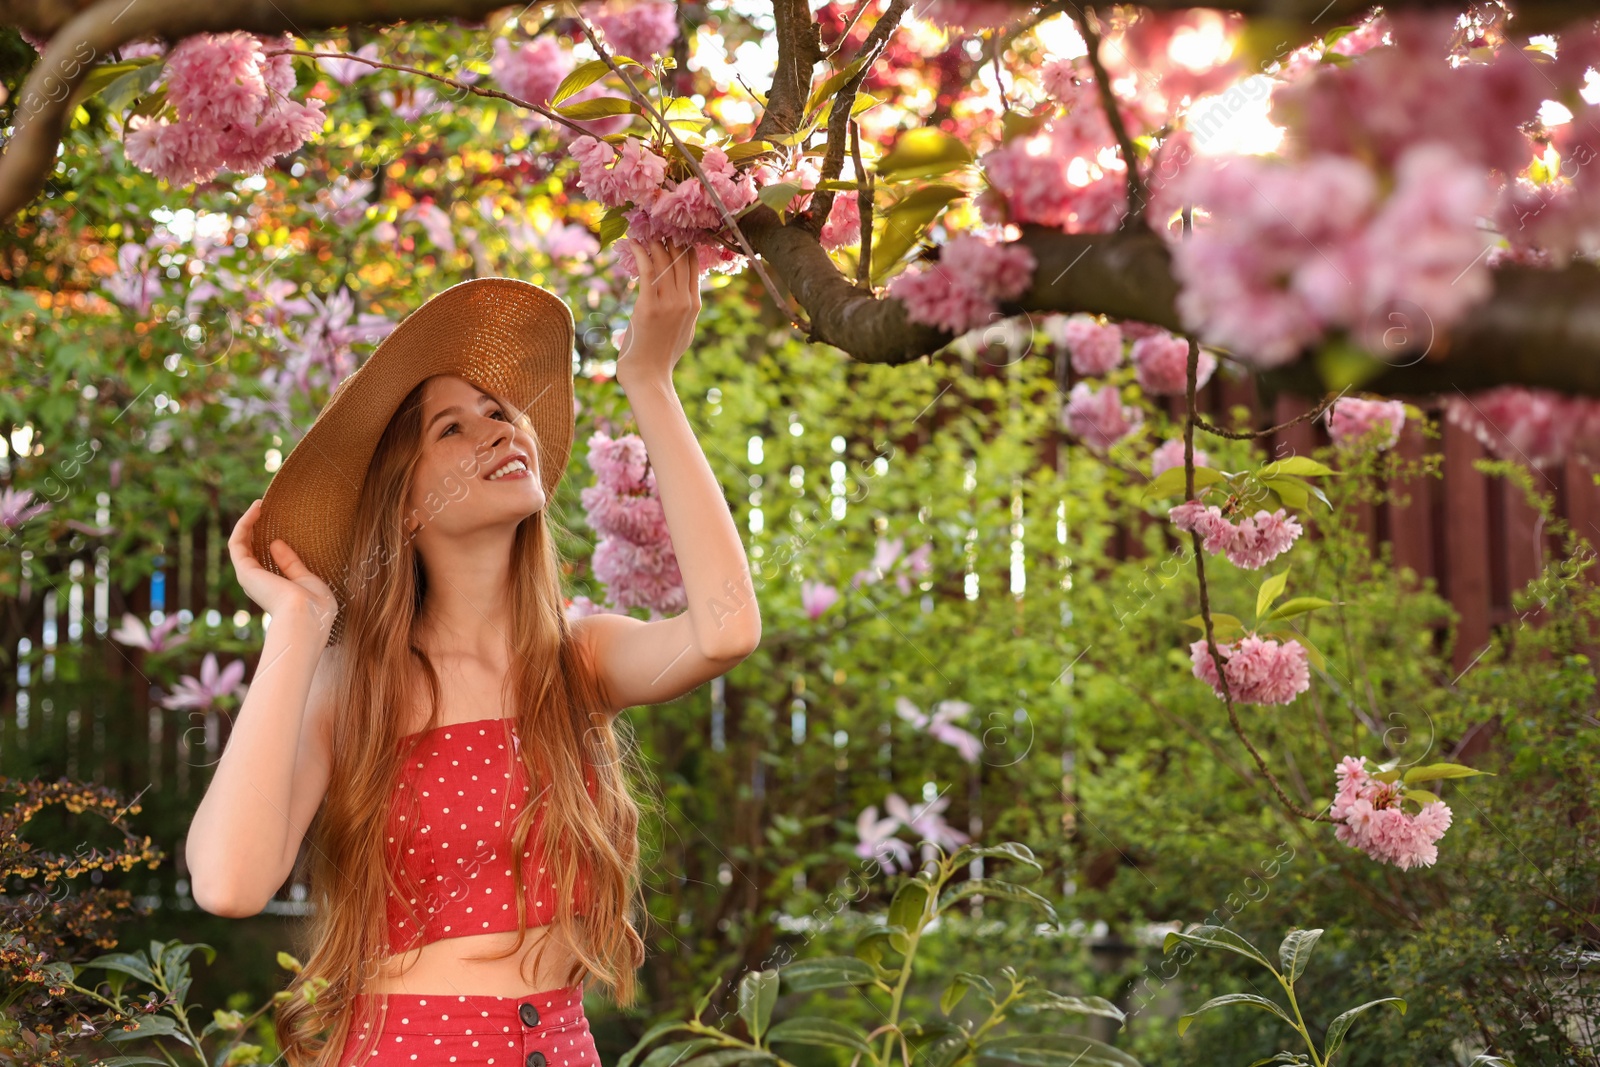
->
<box><xmin>250</xmin><ymin>278</ymin><xmax>577</xmax><ymax>645</ymax></box>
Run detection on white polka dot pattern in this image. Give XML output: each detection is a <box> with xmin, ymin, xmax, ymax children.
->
<box><xmin>337</xmin><ymin>984</ymin><xmax>600</xmax><ymax>1066</ymax></box>
<box><xmin>383</xmin><ymin>717</ymin><xmax>594</xmax><ymax>955</ymax></box>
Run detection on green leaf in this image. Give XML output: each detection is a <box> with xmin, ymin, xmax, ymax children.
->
<box><xmin>737</xmin><ymin>968</ymin><xmax>780</xmax><ymax>1043</ymax></box>
<box><xmin>80</xmin><ymin>951</ymin><xmax>159</xmax><ymax>986</ymax></box>
<box><xmin>1256</xmin><ymin>568</ymin><xmax>1290</xmax><ymax>620</ymax></box>
<box><xmin>1404</xmin><ymin>788</ymin><xmax>1442</xmax><ymax>805</ymax></box>
<box><xmin>1322</xmin><ymin>998</ymin><xmax>1405</xmax><ymax>1064</ymax></box>
<box><xmin>554</xmin><ymin>96</ymin><xmax>642</xmax><ymax>120</ymax></box>
<box><xmin>726</xmin><ymin>140</ymin><xmax>778</xmax><ymax>163</ymax></box>
<box><xmin>617</xmin><ymin>1024</ymin><xmax>705</xmax><ymax>1067</ymax></box>
<box><xmin>683</xmin><ymin>1050</ymin><xmax>778</xmax><ymax>1067</ymax></box>
<box><xmin>877</xmin><ymin>128</ymin><xmax>974</xmax><ymax>182</ymax></box>
<box><xmin>1012</xmin><ymin>990</ymin><xmax>1127</xmax><ymax>1023</ymax></box>
<box><xmin>99</xmin><ymin>60</ymin><xmax>167</xmax><ymax>118</ymax></box>
<box><xmin>806</xmin><ymin>55</ymin><xmax>870</xmax><ymax>112</ymax></box>
<box><xmin>765</xmin><ymin>1017</ymin><xmax>873</xmax><ymax>1054</ymax></box>
<box><xmin>940</xmin><ymin>977</ymin><xmax>971</xmax><ymax>1014</ymax></box>
<box><xmin>1144</xmin><ymin>464</ymin><xmax>1226</xmax><ymax>499</ymax></box>
<box><xmin>1181</xmin><ymin>614</ymin><xmax>1245</xmax><ymax>643</ymax></box>
<box><xmin>851</xmin><ymin>92</ymin><xmax>881</xmax><ymax>116</ymax></box>
<box><xmin>69</xmin><ymin>57</ymin><xmax>161</xmax><ymax>111</ymax></box>
<box><xmin>641</xmin><ymin>1042</ymin><xmax>731</xmax><ymax>1067</ymax></box>
<box><xmin>870</xmin><ymin>183</ymin><xmax>966</xmax><ymax>286</ymax></box>
<box><xmin>1263</xmin><ymin>597</ymin><xmax>1333</xmax><ymax>621</ymax></box>
<box><xmin>889</xmin><ymin>879</ymin><xmax>931</xmax><ymax>934</ymax></box>
<box><xmin>1259</xmin><ymin>475</ymin><xmax>1310</xmax><ymax>510</ymax></box>
<box><xmin>1298</xmin><ymin>639</ymin><xmax>1326</xmax><ymax>672</ymax></box>
<box><xmin>975</xmin><ymin>1033</ymin><xmax>1143</xmax><ymax>1067</ymax></box>
<box><xmin>1177</xmin><ymin>993</ymin><xmax>1297</xmax><ymax>1037</ymax></box>
<box><xmin>949</xmin><ymin>842</ymin><xmax>1043</xmax><ymax>883</ymax></box>
<box><xmin>1258</xmin><ymin>456</ymin><xmax>1337</xmax><ymax>478</ymax></box>
<box><xmin>1277</xmin><ymin>928</ymin><xmax>1323</xmax><ymax>984</ymax></box>
<box><xmin>1402</xmin><ymin>763</ymin><xmax>1496</xmax><ymax>784</ymax></box>
<box><xmin>920</xmin><ymin>1032</ymin><xmax>972</xmax><ymax>1067</ymax></box>
<box><xmin>778</xmin><ymin>955</ymin><xmax>877</xmax><ymax>992</ymax></box>
<box><xmin>1000</xmin><ymin>110</ymin><xmax>1052</xmax><ymax>143</ymax></box>
<box><xmin>936</xmin><ymin>878</ymin><xmax>1059</xmax><ymax>928</ymax></box>
<box><xmin>1163</xmin><ymin>926</ymin><xmax>1275</xmax><ymax>972</ymax></box>
<box><xmin>756</xmin><ymin>181</ymin><xmax>805</xmax><ymax>217</ymax></box>
<box><xmin>551</xmin><ymin>58</ymin><xmax>641</xmax><ymax>106</ymax></box>
<box><xmin>598</xmin><ymin>206</ymin><xmax>628</xmax><ymax>250</ymax></box>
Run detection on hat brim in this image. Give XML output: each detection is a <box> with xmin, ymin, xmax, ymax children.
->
<box><xmin>252</xmin><ymin>277</ymin><xmax>575</xmax><ymax>641</ymax></box>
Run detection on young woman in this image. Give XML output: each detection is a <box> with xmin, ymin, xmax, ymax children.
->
<box><xmin>185</xmin><ymin>238</ymin><xmax>761</xmax><ymax>1066</ymax></box>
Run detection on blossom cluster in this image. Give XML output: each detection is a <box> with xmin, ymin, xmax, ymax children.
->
<box><xmin>1329</xmin><ymin>756</ymin><xmax>1453</xmax><ymax>870</ymax></box>
<box><xmin>123</xmin><ymin>32</ymin><xmax>325</xmax><ymax>185</ymax></box>
<box><xmin>577</xmin><ymin>430</ymin><xmax>686</xmax><ymax>616</ymax></box>
<box><xmin>1061</xmin><ymin>382</ymin><xmax>1142</xmax><ymax>454</ymax></box>
<box><xmin>1169</xmin><ymin>499</ymin><xmax>1303</xmax><ymax>570</ymax></box>
<box><xmin>1189</xmin><ymin>635</ymin><xmax>1311</xmax><ymax>705</ymax></box>
<box><xmin>1325</xmin><ymin>397</ymin><xmax>1406</xmax><ymax>452</ymax></box>
<box><xmin>887</xmin><ymin>232</ymin><xmax>1037</xmax><ymax>335</ymax></box>
<box><xmin>580</xmin><ymin>0</ymin><xmax>680</xmax><ymax>60</ymax></box>
<box><xmin>1444</xmin><ymin>385</ymin><xmax>1600</xmax><ymax>469</ymax></box>
<box><xmin>1150</xmin><ymin>438</ymin><xmax>1211</xmax><ymax>478</ymax></box>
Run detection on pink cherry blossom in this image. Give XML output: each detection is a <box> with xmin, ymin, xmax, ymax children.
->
<box><xmin>919</xmin><ymin>0</ymin><xmax>1015</xmax><ymax>31</ymax></box>
<box><xmin>317</xmin><ymin>42</ymin><xmax>379</xmax><ymax>85</ymax></box>
<box><xmin>1168</xmin><ymin>499</ymin><xmax>1234</xmax><ymax>555</ymax></box>
<box><xmin>122</xmin><ymin>32</ymin><xmax>325</xmax><ymax>186</ymax></box>
<box><xmin>1326</xmin><ymin>397</ymin><xmax>1406</xmax><ymax>452</ymax></box>
<box><xmin>580</xmin><ymin>0</ymin><xmax>680</xmax><ymax>60</ymax></box>
<box><xmin>568</xmin><ymin>134</ymin><xmax>670</xmax><ymax>210</ymax></box>
<box><xmin>1443</xmin><ymin>386</ymin><xmax>1594</xmax><ymax>470</ymax></box>
<box><xmin>820</xmin><ymin>190</ymin><xmax>861</xmax><ymax>251</ymax></box>
<box><xmin>1062</xmin><ymin>382</ymin><xmax>1142</xmax><ymax>453</ymax></box>
<box><xmin>1329</xmin><ymin>755</ymin><xmax>1454</xmax><ymax>870</ymax></box>
<box><xmin>1226</xmin><ymin>509</ymin><xmax>1303</xmax><ymax>569</ymax></box>
<box><xmin>491</xmin><ymin>35</ymin><xmax>574</xmax><ymax>108</ymax></box>
<box><xmin>1130</xmin><ymin>330</ymin><xmax>1215</xmax><ymax>395</ymax></box>
<box><xmin>1189</xmin><ymin>635</ymin><xmax>1310</xmax><ymax>705</ymax></box>
<box><xmin>1151</xmin><ymin>438</ymin><xmax>1211</xmax><ymax>478</ymax></box>
<box><xmin>889</xmin><ymin>233</ymin><xmax>1036</xmax><ymax>336</ymax></box>
<box><xmin>979</xmin><ymin>108</ymin><xmax>1129</xmax><ymax>233</ymax></box>
<box><xmin>1045</xmin><ymin>314</ymin><xmax>1124</xmax><ymax>376</ymax></box>
<box><xmin>580</xmin><ymin>430</ymin><xmax>686</xmax><ymax>617</ymax></box>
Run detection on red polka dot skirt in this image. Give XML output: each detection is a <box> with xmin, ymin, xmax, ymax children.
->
<box><xmin>336</xmin><ymin>984</ymin><xmax>599</xmax><ymax>1067</ymax></box>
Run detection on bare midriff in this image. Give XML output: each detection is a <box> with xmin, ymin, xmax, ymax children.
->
<box><xmin>366</xmin><ymin>926</ymin><xmax>584</xmax><ymax>997</ymax></box>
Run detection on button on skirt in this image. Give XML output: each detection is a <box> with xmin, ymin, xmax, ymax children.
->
<box><xmin>336</xmin><ymin>984</ymin><xmax>599</xmax><ymax>1067</ymax></box>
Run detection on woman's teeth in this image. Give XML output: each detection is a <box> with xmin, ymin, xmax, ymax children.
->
<box><xmin>488</xmin><ymin>459</ymin><xmax>528</xmax><ymax>480</ymax></box>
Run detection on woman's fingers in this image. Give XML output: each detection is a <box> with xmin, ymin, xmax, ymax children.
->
<box><xmin>227</xmin><ymin>499</ymin><xmax>263</xmax><ymax>570</ymax></box>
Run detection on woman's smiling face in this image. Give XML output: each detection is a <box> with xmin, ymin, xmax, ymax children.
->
<box><xmin>404</xmin><ymin>373</ymin><xmax>544</xmax><ymax>538</ymax></box>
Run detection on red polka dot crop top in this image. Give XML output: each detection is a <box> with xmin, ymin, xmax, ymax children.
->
<box><xmin>383</xmin><ymin>716</ymin><xmax>593</xmax><ymax>956</ymax></box>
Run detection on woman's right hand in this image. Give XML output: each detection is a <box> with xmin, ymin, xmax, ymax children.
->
<box><xmin>228</xmin><ymin>499</ymin><xmax>340</xmax><ymax>635</ymax></box>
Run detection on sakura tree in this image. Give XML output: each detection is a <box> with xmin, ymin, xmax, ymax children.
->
<box><xmin>1</xmin><ymin>0</ymin><xmax>1592</xmax><ymax>876</ymax></box>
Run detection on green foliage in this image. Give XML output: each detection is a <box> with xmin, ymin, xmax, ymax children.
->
<box><xmin>622</xmin><ymin>843</ymin><xmax>1135</xmax><ymax>1067</ymax></box>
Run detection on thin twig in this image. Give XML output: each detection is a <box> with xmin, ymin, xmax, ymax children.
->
<box><xmin>851</xmin><ymin>117</ymin><xmax>875</xmax><ymax>287</ymax></box>
<box><xmin>823</xmin><ymin>0</ymin><xmax>874</xmax><ymax>60</ymax></box>
<box><xmin>1192</xmin><ymin>390</ymin><xmax>1346</xmax><ymax>440</ymax></box>
<box><xmin>1071</xmin><ymin>4</ymin><xmax>1146</xmax><ymax>227</ymax></box>
<box><xmin>1181</xmin><ymin>201</ymin><xmax>1327</xmax><ymax>825</ymax></box>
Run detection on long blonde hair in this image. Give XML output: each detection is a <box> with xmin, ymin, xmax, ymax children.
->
<box><xmin>273</xmin><ymin>376</ymin><xmax>651</xmax><ymax>1066</ymax></box>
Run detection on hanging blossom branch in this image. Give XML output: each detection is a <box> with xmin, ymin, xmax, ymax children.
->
<box><xmin>566</xmin><ymin>2</ymin><xmax>806</xmax><ymax>330</ymax></box>
<box><xmin>1192</xmin><ymin>391</ymin><xmax>1348</xmax><ymax>441</ymax></box>
<box><xmin>1181</xmin><ymin>203</ymin><xmax>1330</xmax><ymax>825</ymax></box>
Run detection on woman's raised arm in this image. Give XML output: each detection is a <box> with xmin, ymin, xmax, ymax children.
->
<box><xmin>184</xmin><ymin>500</ymin><xmax>340</xmax><ymax>917</ymax></box>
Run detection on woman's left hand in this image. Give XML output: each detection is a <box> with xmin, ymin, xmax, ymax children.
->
<box><xmin>616</xmin><ymin>237</ymin><xmax>701</xmax><ymax>384</ymax></box>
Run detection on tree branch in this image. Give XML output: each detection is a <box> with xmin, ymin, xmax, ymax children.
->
<box><xmin>750</xmin><ymin>0</ymin><xmax>823</xmax><ymax>147</ymax></box>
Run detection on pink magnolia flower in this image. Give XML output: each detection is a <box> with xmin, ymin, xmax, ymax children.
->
<box><xmin>1045</xmin><ymin>314</ymin><xmax>1124</xmax><ymax>377</ymax></box>
<box><xmin>1329</xmin><ymin>755</ymin><xmax>1453</xmax><ymax>870</ymax></box>
<box><xmin>895</xmin><ymin>697</ymin><xmax>983</xmax><ymax>763</ymax></box>
<box><xmin>1325</xmin><ymin>397</ymin><xmax>1406</xmax><ymax>452</ymax></box>
<box><xmin>888</xmin><ymin>233</ymin><xmax>1036</xmax><ymax>336</ymax></box>
<box><xmin>1062</xmin><ymin>382</ymin><xmax>1143</xmax><ymax>453</ymax></box>
<box><xmin>317</xmin><ymin>42</ymin><xmax>379</xmax><ymax>85</ymax></box>
<box><xmin>1130</xmin><ymin>330</ymin><xmax>1215</xmax><ymax>395</ymax></box>
<box><xmin>160</xmin><ymin>652</ymin><xmax>247</xmax><ymax>711</ymax></box>
<box><xmin>103</xmin><ymin>243</ymin><xmax>163</xmax><ymax>316</ymax></box>
<box><xmin>801</xmin><ymin>580</ymin><xmax>839</xmax><ymax>621</ymax></box>
<box><xmin>1189</xmin><ymin>635</ymin><xmax>1310</xmax><ymax>705</ymax></box>
<box><xmin>1151</xmin><ymin>438</ymin><xmax>1211</xmax><ymax>478</ymax></box>
<box><xmin>1</xmin><ymin>489</ymin><xmax>52</xmax><ymax>529</ymax></box>
<box><xmin>110</xmin><ymin>612</ymin><xmax>191</xmax><ymax>653</ymax></box>
<box><xmin>855</xmin><ymin>803</ymin><xmax>915</xmax><ymax>874</ymax></box>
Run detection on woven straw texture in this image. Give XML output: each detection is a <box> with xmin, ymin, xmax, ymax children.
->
<box><xmin>252</xmin><ymin>278</ymin><xmax>576</xmax><ymax>647</ymax></box>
